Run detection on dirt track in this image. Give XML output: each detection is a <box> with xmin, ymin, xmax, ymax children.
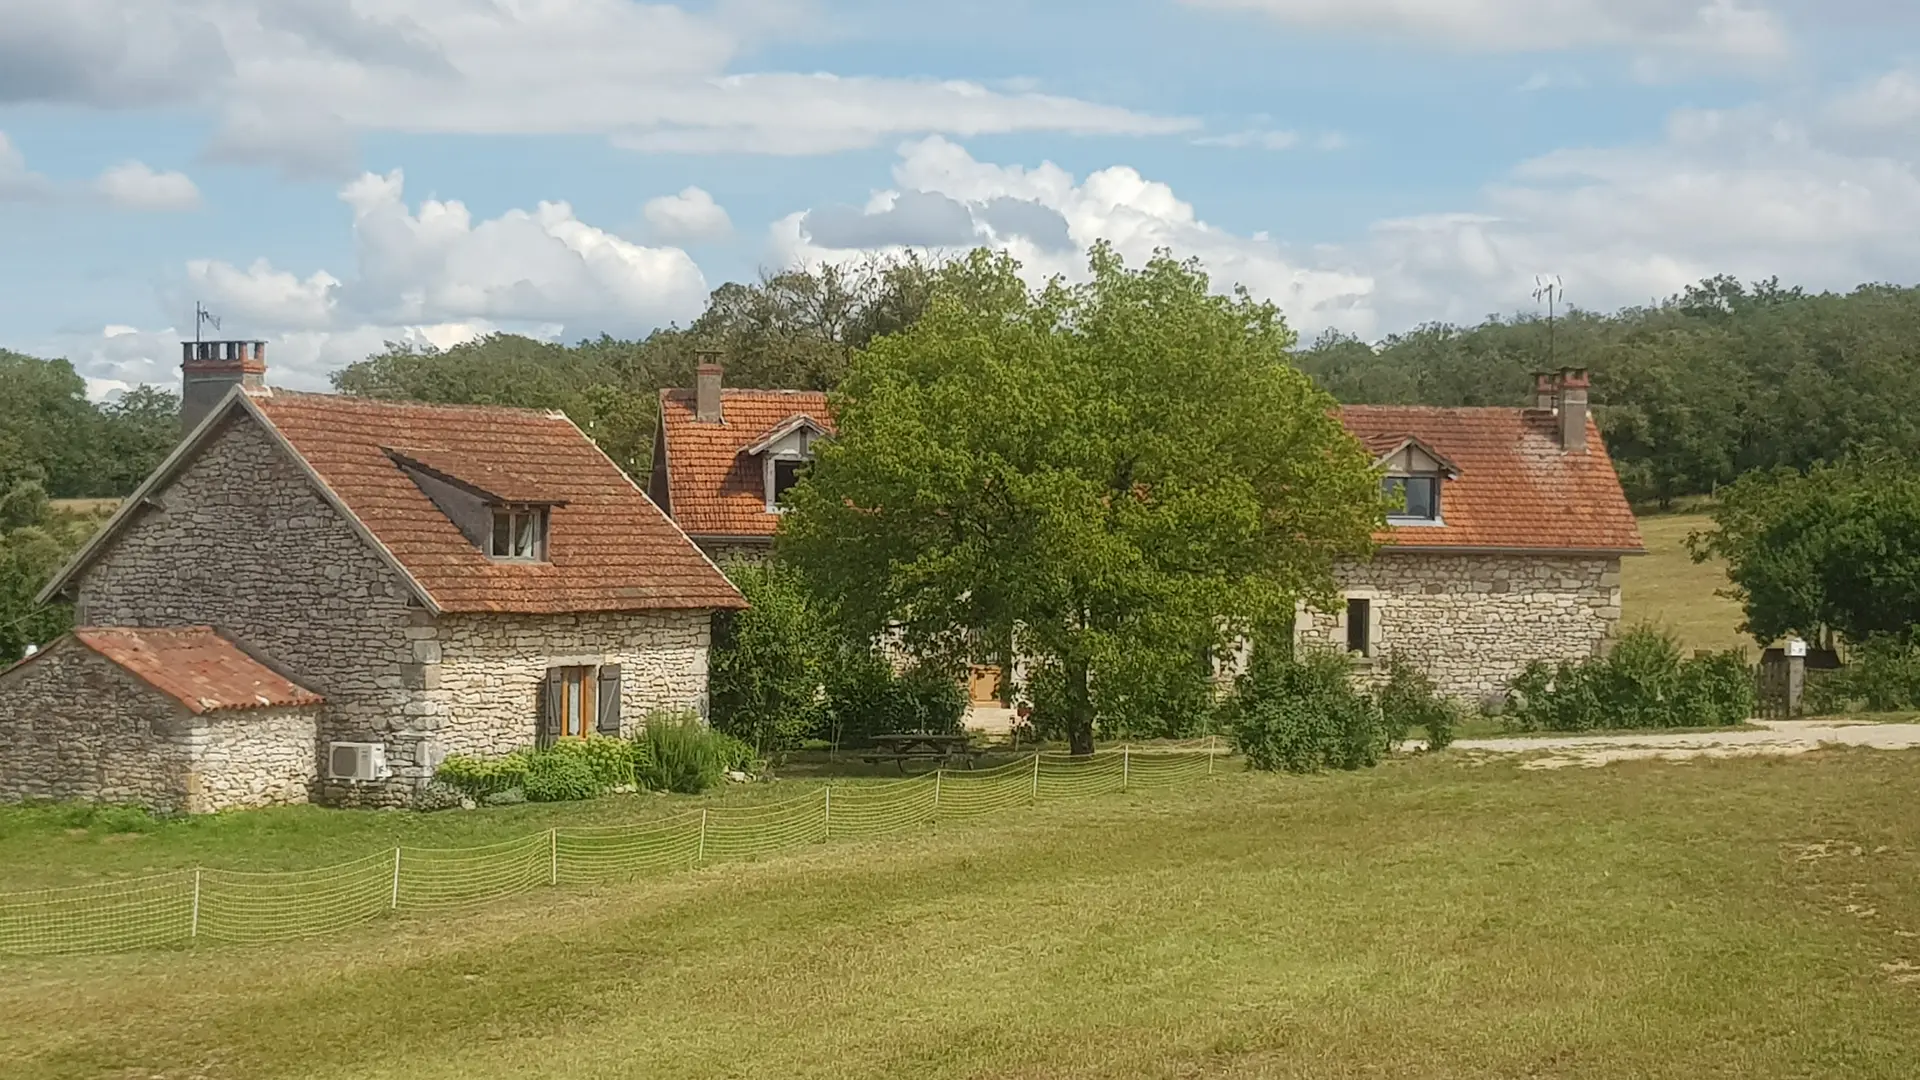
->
<box><xmin>1450</xmin><ymin>718</ymin><xmax>1920</xmax><ymax>769</ymax></box>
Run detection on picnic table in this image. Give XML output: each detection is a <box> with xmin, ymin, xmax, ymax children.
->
<box><xmin>861</xmin><ymin>733</ymin><xmax>983</xmax><ymax>772</ymax></box>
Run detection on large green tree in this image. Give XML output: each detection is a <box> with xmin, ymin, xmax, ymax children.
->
<box><xmin>778</xmin><ymin>245</ymin><xmax>1384</xmax><ymax>754</ymax></box>
<box><xmin>1689</xmin><ymin>456</ymin><xmax>1920</xmax><ymax>649</ymax></box>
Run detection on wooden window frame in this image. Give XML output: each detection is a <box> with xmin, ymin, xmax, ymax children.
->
<box><xmin>489</xmin><ymin>506</ymin><xmax>550</xmax><ymax>561</ymax></box>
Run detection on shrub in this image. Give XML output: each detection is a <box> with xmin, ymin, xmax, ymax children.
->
<box><xmin>1506</xmin><ymin>626</ymin><xmax>1755</xmax><ymax>732</ymax></box>
<box><xmin>823</xmin><ymin>654</ymin><xmax>966</xmax><ymax>748</ymax></box>
<box><xmin>711</xmin><ymin>732</ymin><xmax>758</xmax><ymax>775</ymax></box>
<box><xmin>1377</xmin><ymin>654</ymin><xmax>1458</xmax><ymax>752</ymax></box>
<box><xmin>708</xmin><ymin>563</ymin><xmax>830</xmax><ymax>755</ymax></box>
<box><xmin>576</xmin><ymin>735</ymin><xmax>640</xmax><ymax>791</ymax></box>
<box><xmin>481</xmin><ymin>788</ymin><xmax>526</xmax><ymax>807</ymax></box>
<box><xmin>1223</xmin><ymin>645</ymin><xmax>1389</xmax><ymax>773</ymax></box>
<box><xmin>636</xmin><ymin>710</ymin><xmax>728</xmax><ymax>794</ymax></box>
<box><xmin>434</xmin><ymin>751</ymin><xmax>531</xmax><ymax>799</ymax></box>
<box><xmin>1804</xmin><ymin>636</ymin><xmax>1920</xmax><ymax>714</ymax></box>
<box><xmin>522</xmin><ymin>744</ymin><xmax>600</xmax><ymax>803</ymax></box>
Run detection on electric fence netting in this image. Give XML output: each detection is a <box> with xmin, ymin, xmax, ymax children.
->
<box><xmin>0</xmin><ymin>744</ymin><xmax>1223</xmax><ymax>957</ymax></box>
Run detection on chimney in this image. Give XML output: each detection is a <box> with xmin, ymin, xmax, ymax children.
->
<box><xmin>1532</xmin><ymin>371</ymin><xmax>1557</xmax><ymax>411</ymax></box>
<box><xmin>1557</xmin><ymin>367</ymin><xmax>1589</xmax><ymax>452</ymax></box>
<box><xmin>180</xmin><ymin>339</ymin><xmax>268</xmax><ymax>435</ymax></box>
<box><xmin>694</xmin><ymin>349</ymin><xmax>724</xmax><ymax>424</ymax></box>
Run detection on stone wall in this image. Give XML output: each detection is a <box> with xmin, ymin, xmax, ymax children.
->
<box><xmin>0</xmin><ymin>641</ymin><xmax>318</xmax><ymax>813</ymax></box>
<box><xmin>0</xmin><ymin>643</ymin><xmax>194</xmax><ymax>810</ymax></box>
<box><xmin>198</xmin><ymin>707</ymin><xmax>317</xmax><ymax>811</ymax></box>
<box><xmin>1295</xmin><ymin>551</ymin><xmax>1624</xmax><ymax>701</ymax></box>
<box><xmin>425</xmin><ymin>609</ymin><xmax>712</xmax><ymax>760</ymax></box>
<box><xmin>71</xmin><ymin>412</ymin><xmax>428</xmax><ymax>798</ymax></box>
<box><xmin>697</xmin><ymin>539</ymin><xmax>773</xmax><ymax>571</ymax></box>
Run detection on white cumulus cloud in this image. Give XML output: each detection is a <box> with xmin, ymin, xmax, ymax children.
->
<box><xmin>644</xmin><ymin>186</ymin><xmax>733</xmax><ymax>241</ymax></box>
<box><xmin>93</xmin><ymin>160</ymin><xmax>202</xmax><ymax>210</ymax></box>
<box><xmin>0</xmin><ymin>0</ymin><xmax>1193</xmax><ymax>171</ymax></box>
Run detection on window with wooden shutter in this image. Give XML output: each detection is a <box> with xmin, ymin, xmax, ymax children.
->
<box><xmin>538</xmin><ymin>668</ymin><xmax>563</xmax><ymax>748</ymax></box>
<box><xmin>597</xmin><ymin>665</ymin><xmax>623</xmax><ymax>735</ymax></box>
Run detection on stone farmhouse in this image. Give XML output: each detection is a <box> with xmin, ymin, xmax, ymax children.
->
<box><xmin>0</xmin><ymin>342</ymin><xmax>743</xmax><ymax>813</ymax></box>
<box><xmin>651</xmin><ymin>365</ymin><xmax>1643</xmax><ymax>706</ymax></box>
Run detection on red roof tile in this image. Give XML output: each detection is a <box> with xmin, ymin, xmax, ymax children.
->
<box><xmin>250</xmin><ymin>391</ymin><xmax>745</xmax><ymax>613</ymax></box>
<box><xmin>1341</xmin><ymin>406</ymin><xmax>1643</xmax><ymax>552</ymax></box>
<box><xmin>657</xmin><ymin>388</ymin><xmax>834</xmax><ymax>538</ymax></box>
<box><xmin>655</xmin><ymin>390</ymin><xmax>1641</xmax><ymax>554</ymax></box>
<box><xmin>72</xmin><ymin>627</ymin><xmax>322</xmax><ymax>714</ymax></box>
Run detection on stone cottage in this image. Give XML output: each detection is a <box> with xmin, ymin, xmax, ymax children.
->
<box><xmin>1295</xmin><ymin>369</ymin><xmax>1645</xmax><ymax>699</ymax></box>
<box><xmin>651</xmin><ymin>365</ymin><xmax>1642</xmax><ymax>706</ymax></box>
<box><xmin>0</xmin><ymin>627</ymin><xmax>322</xmax><ymax>813</ymax></box>
<box><xmin>648</xmin><ymin>362</ymin><xmax>833</xmax><ymax>567</ymax></box>
<box><xmin>5</xmin><ymin>344</ymin><xmax>744</xmax><ymax>810</ymax></box>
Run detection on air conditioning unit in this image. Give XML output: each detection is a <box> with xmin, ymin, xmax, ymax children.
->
<box><xmin>328</xmin><ymin>741</ymin><xmax>389</xmax><ymax>782</ymax></box>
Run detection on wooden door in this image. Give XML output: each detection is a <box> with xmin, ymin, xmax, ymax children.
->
<box><xmin>967</xmin><ymin>665</ymin><xmax>1002</xmax><ymax>706</ymax></box>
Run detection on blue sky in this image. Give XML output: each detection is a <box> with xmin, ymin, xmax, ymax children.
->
<box><xmin>2</xmin><ymin>0</ymin><xmax>1917</xmax><ymax>397</ymax></box>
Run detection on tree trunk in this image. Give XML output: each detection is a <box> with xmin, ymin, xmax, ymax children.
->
<box><xmin>1065</xmin><ymin>651</ymin><xmax>1095</xmax><ymax>756</ymax></box>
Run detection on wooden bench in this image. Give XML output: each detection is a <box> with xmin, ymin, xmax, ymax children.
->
<box><xmin>860</xmin><ymin>733</ymin><xmax>984</xmax><ymax>773</ymax></box>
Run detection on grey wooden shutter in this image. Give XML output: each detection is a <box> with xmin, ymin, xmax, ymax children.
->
<box><xmin>538</xmin><ymin>668</ymin><xmax>563</xmax><ymax>748</ymax></box>
<box><xmin>597</xmin><ymin>665</ymin><xmax>623</xmax><ymax>735</ymax></box>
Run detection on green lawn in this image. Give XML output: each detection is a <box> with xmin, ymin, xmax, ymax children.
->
<box><xmin>7</xmin><ymin>750</ymin><xmax>1920</xmax><ymax>1079</ymax></box>
<box><xmin>1621</xmin><ymin>511</ymin><xmax>1756</xmax><ymax>655</ymax></box>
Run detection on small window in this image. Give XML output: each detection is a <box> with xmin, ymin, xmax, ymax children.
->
<box><xmin>1383</xmin><ymin>476</ymin><xmax>1439</xmax><ymax>521</ymax></box>
<box><xmin>771</xmin><ymin>457</ymin><xmax>805</xmax><ymax>508</ymax></box>
<box><xmin>1346</xmin><ymin>597</ymin><xmax>1372</xmax><ymax>657</ymax></box>
<box><xmin>489</xmin><ymin>507</ymin><xmax>548</xmax><ymax>561</ymax></box>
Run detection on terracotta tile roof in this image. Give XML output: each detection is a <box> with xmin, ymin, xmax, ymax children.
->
<box><xmin>654</xmin><ymin>389</ymin><xmax>1639</xmax><ymax>554</ymax></box>
<box><xmin>657</xmin><ymin>388</ymin><xmax>834</xmax><ymax>538</ymax></box>
<box><xmin>250</xmin><ymin>391</ymin><xmax>745</xmax><ymax>613</ymax></box>
<box><xmin>1340</xmin><ymin>406</ymin><xmax>1644</xmax><ymax>553</ymax></box>
<box><xmin>72</xmin><ymin>627</ymin><xmax>322</xmax><ymax>714</ymax></box>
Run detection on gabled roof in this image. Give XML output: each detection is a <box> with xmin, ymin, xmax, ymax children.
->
<box><xmin>741</xmin><ymin>414</ymin><xmax>831</xmax><ymax>457</ymax></box>
<box><xmin>656</xmin><ymin>388</ymin><xmax>835</xmax><ymax>539</ymax></box>
<box><xmin>1364</xmin><ymin>434</ymin><xmax>1461</xmax><ymax>480</ymax></box>
<box><xmin>1340</xmin><ymin>406</ymin><xmax>1643</xmax><ymax>553</ymax></box>
<box><xmin>41</xmin><ymin>388</ymin><xmax>745</xmax><ymax>614</ymax></box>
<box><xmin>38</xmin><ymin>627</ymin><xmax>322</xmax><ymax>714</ymax></box>
<box><xmin>651</xmin><ymin>387</ymin><xmax>1638</xmax><ymax>554</ymax></box>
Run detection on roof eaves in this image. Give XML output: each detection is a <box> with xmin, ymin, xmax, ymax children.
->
<box><xmin>740</xmin><ymin>414</ymin><xmax>830</xmax><ymax>457</ymax></box>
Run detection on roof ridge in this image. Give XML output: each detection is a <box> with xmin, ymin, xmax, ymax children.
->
<box><xmin>260</xmin><ymin>388</ymin><xmax>571</xmax><ymax>420</ymax></box>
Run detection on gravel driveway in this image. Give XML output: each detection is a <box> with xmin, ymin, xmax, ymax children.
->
<box><xmin>1447</xmin><ymin>718</ymin><xmax>1920</xmax><ymax>769</ymax></box>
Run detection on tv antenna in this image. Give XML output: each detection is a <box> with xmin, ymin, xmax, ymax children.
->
<box><xmin>194</xmin><ymin>301</ymin><xmax>222</xmax><ymax>344</ymax></box>
<box><xmin>1532</xmin><ymin>275</ymin><xmax>1564</xmax><ymax>369</ymax></box>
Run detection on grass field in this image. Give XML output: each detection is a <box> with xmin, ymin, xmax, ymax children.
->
<box><xmin>1620</xmin><ymin>510</ymin><xmax>1755</xmax><ymax>655</ymax></box>
<box><xmin>6</xmin><ymin>750</ymin><xmax>1920</xmax><ymax>1079</ymax></box>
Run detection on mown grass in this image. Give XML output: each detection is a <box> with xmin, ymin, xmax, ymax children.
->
<box><xmin>1621</xmin><ymin>511</ymin><xmax>1755</xmax><ymax>655</ymax></box>
<box><xmin>5</xmin><ymin>750</ymin><xmax>1920</xmax><ymax>1079</ymax></box>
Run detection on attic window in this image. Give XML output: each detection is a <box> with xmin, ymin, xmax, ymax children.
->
<box><xmin>770</xmin><ymin>458</ymin><xmax>806</xmax><ymax>509</ymax></box>
<box><xmin>1383</xmin><ymin>475</ymin><xmax>1440</xmax><ymax>523</ymax></box>
<box><xmin>490</xmin><ymin>507</ymin><xmax>548</xmax><ymax>561</ymax></box>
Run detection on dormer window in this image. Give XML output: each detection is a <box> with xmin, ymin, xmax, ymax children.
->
<box><xmin>741</xmin><ymin>413</ymin><xmax>830</xmax><ymax>515</ymax></box>
<box><xmin>1383</xmin><ymin>475</ymin><xmax>1439</xmax><ymax>522</ymax></box>
<box><xmin>490</xmin><ymin>507</ymin><xmax>548</xmax><ymax>560</ymax></box>
<box><xmin>770</xmin><ymin>457</ymin><xmax>806</xmax><ymax>509</ymax></box>
<box><xmin>1372</xmin><ymin>435</ymin><xmax>1457</xmax><ymax>527</ymax></box>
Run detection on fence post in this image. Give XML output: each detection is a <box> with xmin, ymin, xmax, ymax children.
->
<box><xmin>1122</xmin><ymin>744</ymin><xmax>1130</xmax><ymax>791</ymax></box>
<box><xmin>823</xmin><ymin>786</ymin><xmax>831</xmax><ymax>842</ymax></box>
<box><xmin>932</xmin><ymin>770</ymin><xmax>942</xmax><ymax>821</ymax></box>
<box><xmin>389</xmin><ymin>848</ymin><xmax>401</xmax><ymax>911</ymax></box>
<box><xmin>190</xmin><ymin>869</ymin><xmax>201</xmax><ymax>939</ymax></box>
<box><xmin>1030</xmin><ymin>752</ymin><xmax>1040</xmax><ymax>805</ymax></box>
<box><xmin>548</xmin><ymin>828</ymin><xmax>558</xmax><ymax>887</ymax></box>
<box><xmin>697</xmin><ymin>809</ymin><xmax>708</xmax><ymax>865</ymax></box>
<box><xmin>1208</xmin><ymin>733</ymin><xmax>1216</xmax><ymax>776</ymax></box>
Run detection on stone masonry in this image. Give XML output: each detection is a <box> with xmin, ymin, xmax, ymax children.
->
<box><xmin>72</xmin><ymin>412</ymin><xmax>428</xmax><ymax>802</ymax></box>
<box><xmin>0</xmin><ymin>642</ymin><xmax>316</xmax><ymax>813</ymax></box>
<box><xmin>426</xmin><ymin>609</ymin><xmax>712</xmax><ymax>760</ymax></box>
<box><xmin>1295</xmin><ymin>551</ymin><xmax>1624</xmax><ymax>701</ymax></box>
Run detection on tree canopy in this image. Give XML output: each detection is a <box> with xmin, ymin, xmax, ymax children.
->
<box><xmin>0</xmin><ymin>350</ymin><xmax>178</xmax><ymax>500</ymax></box>
<box><xmin>1689</xmin><ymin>456</ymin><xmax>1920</xmax><ymax>648</ymax></box>
<box><xmin>777</xmin><ymin>245</ymin><xmax>1384</xmax><ymax>753</ymax></box>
